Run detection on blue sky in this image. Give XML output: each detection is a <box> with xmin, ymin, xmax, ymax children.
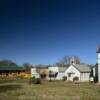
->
<box><xmin>0</xmin><ymin>0</ymin><xmax>100</xmax><ymax>65</ymax></box>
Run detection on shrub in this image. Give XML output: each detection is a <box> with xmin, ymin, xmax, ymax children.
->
<box><xmin>94</xmin><ymin>76</ymin><xmax>98</xmax><ymax>83</ymax></box>
<box><xmin>34</xmin><ymin>78</ymin><xmax>41</xmax><ymax>84</ymax></box>
<box><xmin>63</xmin><ymin>76</ymin><xmax>67</xmax><ymax>81</ymax></box>
<box><xmin>29</xmin><ymin>77</ymin><xmax>35</xmax><ymax>84</ymax></box>
<box><xmin>29</xmin><ymin>77</ymin><xmax>41</xmax><ymax>84</ymax></box>
<box><xmin>73</xmin><ymin>76</ymin><xmax>79</xmax><ymax>82</ymax></box>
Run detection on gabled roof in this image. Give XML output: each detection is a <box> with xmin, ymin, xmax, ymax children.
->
<box><xmin>0</xmin><ymin>64</ymin><xmax>24</xmax><ymax>71</ymax></box>
<box><xmin>45</xmin><ymin>64</ymin><xmax>92</xmax><ymax>73</ymax></box>
<box><xmin>57</xmin><ymin>64</ymin><xmax>70</xmax><ymax>67</ymax></box>
<box><xmin>73</xmin><ymin>64</ymin><xmax>91</xmax><ymax>73</ymax></box>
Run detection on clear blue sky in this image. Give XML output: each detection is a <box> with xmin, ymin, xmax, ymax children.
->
<box><xmin>0</xmin><ymin>0</ymin><xmax>100</xmax><ymax>65</ymax></box>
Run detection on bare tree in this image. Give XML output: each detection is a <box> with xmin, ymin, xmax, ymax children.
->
<box><xmin>73</xmin><ymin>56</ymin><xmax>80</xmax><ymax>64</ymax></box>
<box><xmin>56</xmin><ymin>56</ymin><xmax>80</xmax><ymax>65</ymax></box>
<box><xmin>0</xmin><ymin>60</ymin><xmax>17</xmax><ymax>66</ymax></box>
<box><xmin>22</xmin><ymin>63</ymin><xmax>32</xmax><ymax>72</ymax></box>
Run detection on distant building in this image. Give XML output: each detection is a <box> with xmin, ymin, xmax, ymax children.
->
<box><xmin>31</xmin><ymin>68</ymin><xmax>40</xmax><ymax>78</ymax></box>
<box><xmin>31</xmin><ymin>50</ymin><xmax>100</xmax><ymax>82</ymax></box>
<box><xmin>65</xmin><ymin>64</ymin><xmax>91</xmax><ymax>82</ymax></box>
<box><xmin>0</xmin><ymin>65</ymin><xmax>25</xmax><ymax>77</ymax></box>
<box><xmin>31</xmin><ymin>61</ymin><xmax>92</xmax><ymax>82</ymax></box>
<box><xmin>31</xmin><ymin>66</ymin><xmax>48</xmax><ymax>79</ymax></box>
<box><xmin>48</xmin><ymin>64</ymin><xmax>91</xmax><ymax>82</ymax></box>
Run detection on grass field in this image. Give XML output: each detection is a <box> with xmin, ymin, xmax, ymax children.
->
<box><xmin>0</xmin><ymin>78</ymin><xmax>100</xmax><ymax>100</ymax></box>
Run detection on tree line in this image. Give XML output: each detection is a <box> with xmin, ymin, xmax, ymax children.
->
<box><xmin>0</xmin><ymin>56</ymin><xmax>82</xmax><ymax>71</ymax></box>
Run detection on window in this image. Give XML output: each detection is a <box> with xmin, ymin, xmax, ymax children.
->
<box><xmin>68</xmin><ymin>73</ymin><xmax>71</xmax><ymax>77</ymax></box>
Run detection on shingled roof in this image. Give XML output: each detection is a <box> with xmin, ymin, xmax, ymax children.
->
<box><xmin>74</xmin><ymin>64</ymin><xmax>91</xmax><ymax>73</ymax></box>
<box><xmin>58</xmin><ymin>64</ymin><xmax>92</xmax><ymax>73</ymax></box>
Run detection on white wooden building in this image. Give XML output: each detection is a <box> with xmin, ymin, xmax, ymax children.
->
<box><xmin>65</xmin><ymin>64</ymin><xmax>91</xmax><ymax>82</ymax></box>
<box><xmin>48</xmin><ymin>64</ymin><xmax>91</xmax><ymax>82</ymax></box>
<box><xmin>31</xmin><ymin>68</ymin><xmax>40</xmax><ymax>78</ymax></box>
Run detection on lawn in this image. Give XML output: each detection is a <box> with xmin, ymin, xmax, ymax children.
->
<box><xmin>0</xmin><ymin>78</ymin><xmax>100</xmax><ymax>100</ymax></box>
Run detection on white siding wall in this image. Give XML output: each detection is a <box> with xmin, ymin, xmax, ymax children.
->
<box><xmin>31</xmin><ymin>68</ymin><xmax>40</xmax><ymax>78</ymax></box>
<box><xmin>56</xmin><ymin>72</ymin><xmax>65</xmax><ymax>80</ymax></box>
<box><xmin>98</xmin><ymin>53</ymin><xmax>100</xmax><ymax>82</ymax></box>
<box><xmin>48</xmin><ymin>66</ymin><xmax>59</xmax><ymax>80</ymax></box>
<box><xmin>65</xmin><ymin>65</ymin><xmax>81</xmax><ymax>81</ymax></box>
<box><xmin>93</xmin><ymin>67</ymin><xmax>95</xmax><ymax>77</ymax></box>
<box><xmin>80</xmin><ymin>73</ymin><xmax>90</xmax><ymax>82</ymax></box>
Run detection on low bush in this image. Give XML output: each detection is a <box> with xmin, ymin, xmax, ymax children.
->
<box><xmin>62</xmin><ymin>76</ymin><xmax>67</xmax><ymax>81</ymax></box>
<box><xmin>34</xmin><ymin>78</ymin><xmax>41</xmax><ymax>84</ymax></box>
<box><xmin>94</xmin><ymin>76</ymin><xmax>98</xmax><ymax>83</ymax></box>
<box><xmin>29</xmin><ymin>77</ymin><xmax>41</xmax><ymax>84</ymax></box>
<box><xmin>73</xmin><ymin>76</ymin><xmax>79</xmax><ymax>84</ymax></box>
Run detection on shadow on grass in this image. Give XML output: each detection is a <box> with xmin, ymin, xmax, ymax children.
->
<box><xmin>0</xmin><ymin>84</ymin><xmax>22</xmax><ymax>93</ymax></box>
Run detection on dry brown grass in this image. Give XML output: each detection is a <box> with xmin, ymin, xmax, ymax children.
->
<box><xmin>0</xmin><ymin>79</ymin><xmax>100</xmax><ymax>100</ymax></box>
